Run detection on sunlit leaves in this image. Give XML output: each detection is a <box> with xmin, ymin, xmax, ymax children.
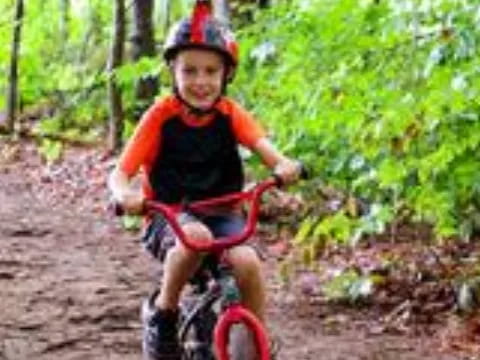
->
<box><xmin>250</xmin><ymin>41</ymin><xmax>277</xmax><ymax>65</ymax></box>
<box><xmin>1</xmin><ymin>0</ymin><xmax>115</xmax><ymax>133</ymax></box>
<box><xmin>1</xmin><ymin>0</ymin><xmax>479</xmax><ymax>248</ymax></box>
<box><xmin>236</xmin><ymin>0</ymin><xmax>480</xmax><ymax>245</ymax></box>
<box><xmin>122</xmin><ymin>214</ymin><xmax>142</xmax><ymax>231</ymax></box>
<box><xmin>38</xmin><ymin>139</ymin><xmax>63</xmax><ymax>164</ymax></box>
<box><xmin>114</xmin><ymin>57</ymin><xmax>162</xmax><ymax>89</ymax></box>
<box><xmin>294</xmin><ymin>216</ymin><xmax>316</xmax><ymax>245</ymax></box>
<box><xmin>323</xmin><ymin>269</ymin><xmax>379</xmax><ymax>303</ymax></box>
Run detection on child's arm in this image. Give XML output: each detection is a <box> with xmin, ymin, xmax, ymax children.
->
<box><xmin>252</xmin><ymin>137</ymin><xmax>300</xmax><ymax>185</ymax></box>
<box><xmin>107</xmin><ymin>103</ymin><xmax>162</xmax><ymax>214</ymax></box>
<box><xmin>108</xmin><ymin>166</ymin><xmax>144</xmax><ymax>214</ymax></box>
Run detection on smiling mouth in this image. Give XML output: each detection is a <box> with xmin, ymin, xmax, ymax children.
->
<box><xmin>192</xmin><ymin>93</ymin><xmax>210</xmax><ymax>100</ymax></box>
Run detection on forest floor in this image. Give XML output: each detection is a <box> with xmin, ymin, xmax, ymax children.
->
<box><xmin>1</xmin><ymin>140</ymin><xmax>479</xmax><ymax>360</ymax></box>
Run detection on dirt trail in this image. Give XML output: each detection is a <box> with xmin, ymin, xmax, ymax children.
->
<box><xmin>0</xmin><ymin>143</ymin><xmax>472</xmax><ymax>360</ymax></box>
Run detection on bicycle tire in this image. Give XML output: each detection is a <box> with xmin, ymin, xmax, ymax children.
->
<box><xmin>179</xmin><ymin>293</ymin><xmax>218</xmax><ymax>360</ymax></box>
<box><xmin>214</xmin><ymin>304</ymin><xmax>270</xmax><ymax>360</ymax></box>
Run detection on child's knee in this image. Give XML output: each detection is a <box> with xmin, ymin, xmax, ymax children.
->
<box><xmin>182</xmin><ymin>221</ymin><xmax>213</xmax><ymax>246</ymax></box>
<box><xmin>229</xmin><ymin>246</ymin><xmax>262</xmax><ymax>277</ymax></box>
<box><xmin>169</xmin><ymin>221</ymin><xmax>213</xmax><ymax>258</ymax></box>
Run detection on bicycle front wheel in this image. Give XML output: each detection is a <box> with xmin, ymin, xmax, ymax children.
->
<box><xmin>179</xmin><ymin>298</ymin><xmax>217</xmax><ymax>360</ymax></box>
<box><xmin>213</xmin><ymin>304</ymin><xmax>270</xmax><ymax>360</ymax></box>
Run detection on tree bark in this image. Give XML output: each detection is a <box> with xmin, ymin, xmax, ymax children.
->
<box><xmin>4</xmin><ymin>0</ymin><xmax>24</xmax><ymax>134</ymax></box>
<box><xmin>132</xmin><ymin>0</ymin><xmax>158</xmax><ymax>117</ymax></box>
<box><xmin>258</xmin><ymin>0</ymin><xmax>270</xmax><ymax>8</ymax></box>
<box><xmin>107</xmin><ymin>0</ymin><xmax>126</xmax><ymax>152</ymax></box>
<box><xmin>158</xmin><ymin>0</ymin><xmax>172</xmax><ymax>36</ymax></box>
<box><xmin>214</xmin><ymin>0</ymin><xmax>231</xmax><ymax>26</ymax></box>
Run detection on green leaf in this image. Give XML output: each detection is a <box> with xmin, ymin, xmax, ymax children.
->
<box><xmin>38</xmin><ymin>139</ymin><xmax>63</xmax><ymax>164</ymax></box>
<box><xmin>293</xmin><ymin>216</ymin><xmax>316</xmax><ymax>245</ymax></box>
<box><xmin>122</xmin><ymin>215</ymin><xmax>142</xmax><ymax>231</ymax></box>
<box><xmin>323</xmin><ymin>269</ymin><xmax>360</xmax><ymax>301</ymax></box>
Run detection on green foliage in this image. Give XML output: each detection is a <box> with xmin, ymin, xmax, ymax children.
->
<box><xmin>323</xmin><ymin>268</ymin><xmax>380</xmax><ymax>303</ymax></box>
<box><xmin>38</xmin><ymin>139</ymin><xmax>63</xmax><ymax>164</ymax></box>
<box><xmin>0</xmin><ymin>1</ymin><xmax>14</xmax><ymax>110</ymax></box>
<box><xmin>0</xmin><ymin>0</ymin><xmax>173</xmax><ymax>140</ymax></box>
<box><xmin>2</xmin><ymin>0</ymin><xmax>480</xmax><ymax>249</ymax></box>
<box><xmin>234</xmin><ymin>0</ymin><xmax>480</xmax><ymax>244</ymax></box>
<box><xmin>155</xmin><ymin>0</ymin><xmax>195</xmax><ymax>39</ymax></box>
<box><xmin>0</xmin><ymin>0</ymin><xmax>113</xmax><ymax>137</ymax></box>
<box><xmin>122</xmin><ymin>215</ymin><xmax>142</xmax><ymax>231</ymax></box>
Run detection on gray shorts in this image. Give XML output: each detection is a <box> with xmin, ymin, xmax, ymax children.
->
<box><xmin>141</xmin><ymin>212</ymin><xmax>255</xmax><ymax>262</ymax></box>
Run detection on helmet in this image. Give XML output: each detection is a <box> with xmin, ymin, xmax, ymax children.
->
<box><xmin>163</xmin><ymin>0</ymin><xmax>238</xmax><ymax>80</ymax></box>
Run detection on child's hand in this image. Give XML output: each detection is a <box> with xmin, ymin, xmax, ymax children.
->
<box><xmin>117</xmin><ymin>189</ymin><xmax>144</xmax><ymax>215</ymax></box>
<box><xmin>108</xmin><ymin>168</ymin><xmax>144</xmax><ymax>215</ymax></box>
<box><xmin>274</xmin><ymin>158</ymin><xmax>301</xmax><ymax>185</ymax></box>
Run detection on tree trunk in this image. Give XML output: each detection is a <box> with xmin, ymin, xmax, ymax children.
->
<box><xmin>258</xmin><ymin>0</ymin><xmax>270</xmax><ymax>8</ymax></box>
<box><xmin>107</xmin><ymin>0</ymin><xmax>126</xmax><ymax>152</ymax></box>
<box><xmin>132</xmin><ymin>0</ymin><xmax>158</xmax><ymax>117</ymax></box>
<box><xmin>4</xmin><ymin>0</ymin><xmax>24</xmax><ymax>134</ymax></box>
<box><xmin>214</xmin><ymin>0</ymin><xmax>231</xmax><ymax>26</ymax></box>
<box><xmin>158</xmin><ymin>0</ymin><xmax>172</xmax><ymax>36</ymax></box>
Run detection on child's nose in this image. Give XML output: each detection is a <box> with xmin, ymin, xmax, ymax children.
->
<box><xmin>193</xmin><ymin>71</ymin><xmax>210</xmax><ymax>84</ymax></box>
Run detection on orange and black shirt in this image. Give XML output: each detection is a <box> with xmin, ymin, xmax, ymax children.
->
<box><xmin>119</xmin><ymin>95</ymin><xmax>266</xmax><ymax>204</ymax></box>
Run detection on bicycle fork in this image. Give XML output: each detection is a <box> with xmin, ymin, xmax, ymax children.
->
<box><xmin>214</xmin><ymin>268</ymin><xmax>270</xmax><ymax>360</ymax></box>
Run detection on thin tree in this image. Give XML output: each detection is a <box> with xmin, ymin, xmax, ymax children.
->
<box><xmin>214</xmin><ymin>0</ymin><xmax>231</xmax><ymax>26</ymax></box>
<box><xmin>4</xmin><ymin>0</ymin><xmax>24</xmax><ymax>134</ymax></box>
<box><xmin>107</xmin><ymin>0</ymin><xmax>126</xmax><ymax>152</ymax></box>
<box><xmin>258</xmin><ymin>0</ymin><xmax>270</xmax><ymax>8</ymax></box>
<box><xmin>158</xmin><ymin>0</ymin><xmax>172</xmax><ymax>36</ymax></box>
<box><xmin>132</xmin><ymin>0</ymin><xmax>157</xmax><ymax>117</ymax></box>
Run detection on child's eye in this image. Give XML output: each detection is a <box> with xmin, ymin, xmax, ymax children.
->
<box><xmin>206</xmin><ymin>67</ymin><xmax>220</xmax><ymax>75</ymax></box>
<box><xmin>183</xmin><ymin>67</ymin><xmax>196</xmax><ymax>75</ymax></box>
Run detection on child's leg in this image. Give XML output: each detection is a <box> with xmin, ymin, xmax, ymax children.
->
<box><xmin>227</xmin><ymin>245</ymin><xmax>266</xmax><ymax>321</ymax></box>
<box><xmin>142</xmin><ymin>218</ymin><xmax>214</xmax><ymax>360</ymax></box>
<box><xmin>155</xmin><ymin>221</ymin><xmax>213</xmax><ymax>310</ymax></box>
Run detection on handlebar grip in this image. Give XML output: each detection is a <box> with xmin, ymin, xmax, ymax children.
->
<box><xmin>112</xmin><ymin>202</ymin><xmax>125</xmax><ymax>216</ymax></box>
<box><xmin>273</xmin><ymin>161</ymin><xmax>311</xmax><ymax>187</ymax></box>
<box><xmin>110</xmin><ymin>199</ymin><xmax>147</xmax><ymax>217</ymax></box>
<box><xmin>272</xmin><ymin>173</ymin><xmax>284</xmax><ymax>187</ymax></box>
<box><xmin>299</xmin><ymin>162</ymin><xmax>311</xmax><ymax>180</ymax></box>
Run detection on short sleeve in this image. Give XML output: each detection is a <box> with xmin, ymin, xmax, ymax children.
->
<box><xmin>224</xmin><ymin>99</ymin><xmax>266</xmax><ymax>148</ymax></box>
<box><xmin>118</xmin><ymin>102</ymin><xmax>165</xmax><ymax>176</ymax></box>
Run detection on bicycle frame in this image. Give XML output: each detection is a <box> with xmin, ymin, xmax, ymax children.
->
<box><xmin>144</xmin><ymin>178</ymin><xmax>279</xmax><ymax>360</ymax></box>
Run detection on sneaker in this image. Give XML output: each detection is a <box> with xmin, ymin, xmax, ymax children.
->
<box><xmin>141</xmin><ymin>291</ymin><xmax>182</xmax><ymax>360</ymax></box>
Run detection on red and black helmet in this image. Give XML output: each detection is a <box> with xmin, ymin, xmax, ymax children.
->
<box><xmin>164</xmin><ymin>0</ymin><xmax>239</xmax><ymax>80</ymax></box>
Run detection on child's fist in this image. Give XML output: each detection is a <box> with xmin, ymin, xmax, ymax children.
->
<box><xmin>274</xmin><ymin>159</ymin><xmax>301</xmax><ymax>185</ymax></box>
<box><xmin>118</xmin><ymin>189</ymin><xmax>144</xmax><ymax>215</ymax></box>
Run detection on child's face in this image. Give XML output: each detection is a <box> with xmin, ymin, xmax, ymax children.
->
<box><xmin>172</xmin><ymin>48</ymin><xmax>226</xmax><ymax>111</ymax></box>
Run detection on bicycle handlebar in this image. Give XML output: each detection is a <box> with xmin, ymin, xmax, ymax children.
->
<box><xmin>144</xmin><ymin>177</ymin><xmax>279</xmax><ymax>252</ymax></box>
<box><xmin>114</xmin><ymin>164</ymin><xmax>310</xmax><ymax>253</ymax></box>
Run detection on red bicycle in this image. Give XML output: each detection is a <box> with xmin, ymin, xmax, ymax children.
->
<box><xmin>142</xmin><ymin>177</ymin><xmax>285</xmax><ymax>360</ymax></box>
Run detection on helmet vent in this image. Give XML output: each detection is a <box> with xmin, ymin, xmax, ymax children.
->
<box><xmin>191</xmin><ymin>0</ymin><xmax>212</xmax><ymax>43</ymax></box>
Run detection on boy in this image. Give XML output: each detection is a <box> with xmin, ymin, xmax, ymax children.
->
<box><xmin>108</xmin><ymin>1</ymin><xmax>300</xmax><ymax>359</ymax></box>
